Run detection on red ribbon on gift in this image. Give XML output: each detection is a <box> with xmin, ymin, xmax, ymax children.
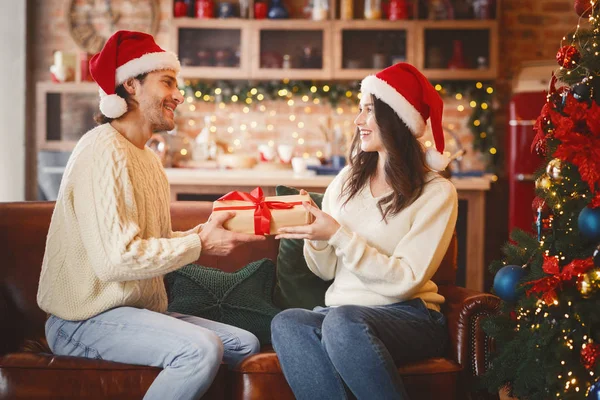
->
<box><xmin>213</xmin><ymin>187</ymin><xmax>304</xmax><ymax>235</ymax></box>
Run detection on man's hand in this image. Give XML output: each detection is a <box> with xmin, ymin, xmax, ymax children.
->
<box><xmin>199</xmin><ymin>211</ymin><xmax>265</xmax><ymax>256</ymax></box>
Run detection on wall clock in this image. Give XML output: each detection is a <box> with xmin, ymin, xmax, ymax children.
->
<box><xmin>67</xmin><ymin>0</ymin><xmax>160</xmax><ymax>54</ymax></box>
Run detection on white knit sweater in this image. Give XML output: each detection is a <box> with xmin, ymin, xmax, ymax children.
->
<box><xmin>37</xmin><ymin>124</ymin><xmax>202</xmax><ymax>321</ymax></box>
<box><xmin>304</xmin><ymin>167</ymin><xmax>458</xmax><ymax>311</ymax></box>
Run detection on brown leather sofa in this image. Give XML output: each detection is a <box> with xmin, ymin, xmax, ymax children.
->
<box><xmin>0</xmin><ymin>201</ymin><xmax>501</xmax><ymax>399</ymax></box>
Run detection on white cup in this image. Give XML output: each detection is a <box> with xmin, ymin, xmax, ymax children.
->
<box><xmin>291</xmin><ymin>157</ymin><xmax>307</xmax><ymax>175</ymax></box>
<box><xmin>258</xmin><ymin>144</ymin><xmax>276</xmax><ymax>162</ymax></box>
<box><xmin>277</xmin><ymin>144</ymin><xmax>294</xmax><ymax>163</ymax></box>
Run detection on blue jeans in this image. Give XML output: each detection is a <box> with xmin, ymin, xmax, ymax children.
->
<box><xmin>45</xmin><ymin>307</ymin><xmax>260</xmax><ymax>400</ymax></box>
<box><xmin>271</xmin><ymin>298</ymin><xmax>447</xmax><ymax>400</ymax></box>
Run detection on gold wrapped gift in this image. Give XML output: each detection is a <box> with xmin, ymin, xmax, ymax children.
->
<box><xmin>212</xmin><ymin>188</ymin><xmax>314</xmax><ymax>235</ymax></box>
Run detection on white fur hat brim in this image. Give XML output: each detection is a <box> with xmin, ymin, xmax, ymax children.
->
<box><xmin>360</xmin><ymin>75</ymin><xmax>426</xmax><ymax>137</ymax></box>
<box><xmin>115</xmin><ymin>51</ymin><xmax>180</xmax><ymax>85</ymax></box>
<box><xmin>99</xmin><ymin>92</ymin><xmax>128</xmax><ymax>119</ymax></box>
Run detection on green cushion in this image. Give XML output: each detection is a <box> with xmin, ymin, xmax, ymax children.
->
<box><xmin>165</xmin><ymin>258</ymin><xmax>280</xmax><ymax>345</ymax></box>
<box><xmin>273</xmin><ymin>185</ymin><xmax>332</xmax><ymax>310</ymax></box>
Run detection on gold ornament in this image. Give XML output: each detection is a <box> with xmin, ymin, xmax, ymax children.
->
<box><xmin>546</xmin><ymin>158</ymin><xmax>563</xmax><ymax>181</ymax></box>
<box><xmin>578</xmin><ymin>269</ymin><xmax>600</xmax><ymax>298</ymax></box>
<box><xmin>535</xmin><ymin>174</ymin><xmax>552</xmax><ymax>190</ymax></box>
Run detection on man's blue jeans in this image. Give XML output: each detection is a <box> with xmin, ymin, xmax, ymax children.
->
<box><xmin>45</xmin><ymin>307</ymin><xmax>260</xmax><ymax>400</ymax></box>
<box><xmin>271</xmin><ymin>298</ymin><xmax>447</xmax><ymax>400</ymax></box>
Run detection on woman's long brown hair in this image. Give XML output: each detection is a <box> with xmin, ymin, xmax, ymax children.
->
<box><xmin>341</xmin><ymin>96</ymin><xmax>430</xmax><ymax>221</ymax></box>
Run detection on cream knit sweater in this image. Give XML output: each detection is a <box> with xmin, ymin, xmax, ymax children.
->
<box><xmin>37</xmin><ymin>124</ymin><xmax>202</xmax><ymax>321</ymax></box>
<box><xmin>305</xmin><ymin>167</ymin><xmax>458</xmax><ymax>311</ymax></box>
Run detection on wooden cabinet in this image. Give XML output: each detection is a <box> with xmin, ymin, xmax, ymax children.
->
<box><xmin>251</xmin><ymin>20</ymin><xmax>333</xmax><ymax>79</ymax></box>
<box><xmin>36</xmin><ymin>82</ymin><xmax>98</xmax><ymax>151</ymax></box>
<box><xmin>170</xmin><ymin>1</ymin><xmax>499</xmax><ymax>80</ymax></box>
<box><xmin>36</xmin><ymin>2</ymin><xmax>500</xmax><ymax>150</ymax></box>
<box><xmin>416</xmin><ymin>20</ymin><xmax>498</xmax><ymax>80</ymax></box>
<box><xmin>173</xmin><ymin>18</ymin><xmax>252</xmax><ymax>79</ymax></box>
<box><xmin>332</xmin><ymin>20</ymin><xmax>415</xmax><ymax>80</ymax></box>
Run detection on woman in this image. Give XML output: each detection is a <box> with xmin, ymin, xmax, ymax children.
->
<box><xmin>271</xmin><ymin>62</ymin><xmax>458</xmax><ymax>399</ymax></box>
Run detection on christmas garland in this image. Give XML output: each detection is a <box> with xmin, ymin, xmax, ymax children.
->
<box><xmin>180</xmin><ymin>79</ymin><xmax>497</xmax><ymax>169</ymax></box>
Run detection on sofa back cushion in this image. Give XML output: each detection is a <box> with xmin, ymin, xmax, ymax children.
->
<box><xmin>272</xmin><ymin>186</ymin><xmax>331</xmax><ymax>310</ymax></box>
<box><xmin>165</xmin><ymin>259</ymin><xmax>280</xmax><ymax>344</ymax></box>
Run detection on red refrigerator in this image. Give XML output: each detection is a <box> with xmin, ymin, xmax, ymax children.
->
<box><xmin>506</xmin><ymin>92</ymin><xmax>547</xmax><ymax>234</ymax></box>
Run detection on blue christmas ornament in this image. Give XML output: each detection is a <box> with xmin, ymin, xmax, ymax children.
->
<box><xmin>493</xmin><ymin>265</ymin><xmax>526</xmax><ymax>302</ymax></box>
<box><xmin>587</xmin><ymin>379</ymin><xmax>600</xmax><ymax>399</ymax></box>
<box><xmin>579</xmin><ymin>206</ymin><xmax>600</xmax><ymax>242</ymax></box>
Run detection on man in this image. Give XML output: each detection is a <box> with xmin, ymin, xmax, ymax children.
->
<box><xmin>37</xmin><ymin>30</ymin><xmax>265</xmax><ymax>400</ymax></box>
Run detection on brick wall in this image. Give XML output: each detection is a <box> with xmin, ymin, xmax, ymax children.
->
<box><xmin>496</xmin><ymin>0</ymin><xmax>579</xmax><ymax>152</ymax></box>
<box><xmin>499</xmin><ymin>0</ymin><xmax>578</xmax><ymax>86</ymax></box>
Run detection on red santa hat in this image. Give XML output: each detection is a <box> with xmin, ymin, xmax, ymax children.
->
<box><xmin>360</xmin><ymin>62</ymin><xmax>450</xmax><ymax>171</ymax></box>
<box><xmin>89</xmin><ymin>30</ymin><xmax>181</xmax><ymax>119</ymax></box>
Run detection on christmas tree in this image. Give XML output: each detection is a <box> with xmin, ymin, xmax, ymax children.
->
<box><xmin>483</xmin><ymin>1</ymin><xmax>600</xmax><ymax>399</ymax></box>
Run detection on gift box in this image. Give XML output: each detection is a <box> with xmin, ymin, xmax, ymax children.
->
<box><xmin>212</xmin><ymin>187</ymin><xmax>314</xmax><ymax>235</ymax></box>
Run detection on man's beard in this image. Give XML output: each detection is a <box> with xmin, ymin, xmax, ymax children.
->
<box><xmin>148</xmin><ymin>99</ymin><xmax>175</xmax><ymax>132</ymax></box>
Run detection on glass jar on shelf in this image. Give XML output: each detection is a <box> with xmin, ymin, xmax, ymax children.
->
<box><xmin>185</xmin><ymin>0</ymin><xmax>197</xmax><ymax>17</ymax></box>
<box><xmin>340</xmin><ymin>0</ymin><xmax>353</xmax><ymax>20</ymax></box>
<box><xmin>473</xmin><ymin>0</ymin><xmax>494</xmax><ymax>19</ymax></box>
<box><xmin>388</xmin><ymin>0</ymin><xmax>409</xmax><ymax>20</ymax></box>
<box><xmin>196</xmin><ymin>0</ymin><xmax>214</xmax><ymax>18</ymax></box>
<box><xmin>364</xmin><ymin>0</ymin><xmax>382</xmax><ymax>19</ymax></box>
<box><xmin>267</xmin><ymin>0</ymin><xmax>289</xmax><ymax>19</ymax></box>
<box><xmin>174</xmin><ymin>0</ymin><xmax>188</xmax><ymax>17</ymax></box>
<box><xmin>311</xmin><ymin>0</ymin><xmax>329</xmax><ymax>20</ymax></box>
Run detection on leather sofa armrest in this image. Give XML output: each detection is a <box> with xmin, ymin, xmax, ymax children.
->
<box><xmin>439</xmin><ymin>285</ymin><xmax>501</xmax><ymax>381</ymax></box>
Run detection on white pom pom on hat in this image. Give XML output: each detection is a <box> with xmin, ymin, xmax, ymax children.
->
<box><xmin>99</xmin><ymin>92</ymin><xmax>128</xmax><ymax>119</ymax></box>
<box><xmin>89</xmin><ymin>30</ymin><xmax>181</xmax><ymax>119</ymax></box>
<box><xmin>360</xmin><ymin>63</ymin><xmax>450</xmax><ymax>171</ymax></box>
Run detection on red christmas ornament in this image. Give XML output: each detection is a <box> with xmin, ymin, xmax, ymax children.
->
<box><xmin>556</xmin><ymin>45</ymin><xmax>581</xmax><ymax>69</ymax></box>
<box><xmin>575</xmin><ymin>0</ymin><xmax>596</xmax><ymax>17</ymax></box>
<box><xmin>581</xmin><ymin>343</ymin><xmax>600</xmax><ymax>370</ymax></box>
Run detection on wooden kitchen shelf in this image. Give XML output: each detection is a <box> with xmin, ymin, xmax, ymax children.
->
<box><xmin>415</xmin><ymin>20</ymin><xmax>498</xmax><ymax>80</ymax></box>
<box><xmin>250</xmin><ymin>20</ymin><xmax>333</xmax><ymax>80</ymax></box>
<box><xmin>172</xmin><ymin>18</ymin><xmax>253</xmax><ymax>79</ymax></box>
<box><xmin>171</xmin><ymin>16</ymin><xmax>499</xmax><ymax>81</ymax></box>
<box><xmin>332</xmin><ymin>20</ymin><xmax>415</xmax><ymax>80</ymax></box>
<box><xmin>36</xmin><ymin>82</ymin><xmax>98</xmax><ymax>151</ymax></box>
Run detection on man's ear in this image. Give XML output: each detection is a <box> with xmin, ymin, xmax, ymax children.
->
<box><xmin>122</xmin><ymin>78</ymin><xmax>137</xmax><ymax>95</ymax></box>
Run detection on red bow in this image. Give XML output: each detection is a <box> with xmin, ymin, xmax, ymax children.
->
<box><xmin>214</xmin><ymin>187</ymin><xmax>301</xmax><ymax>235</ymax></box>
<box><xmin>526</xmin><ymin>255</ymin><xmax>595</xmax><ymax>303</ymax></box>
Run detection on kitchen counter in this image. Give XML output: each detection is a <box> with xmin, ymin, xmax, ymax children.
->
<box><xmin>165</xmin><ymin>167</ymin><xmax>493</xmax><ymax>292</ymax></box>
<box><xmin>164</xmin><ymin>168</ymin><xmax>492</xmax><ymax>192</ymax></box>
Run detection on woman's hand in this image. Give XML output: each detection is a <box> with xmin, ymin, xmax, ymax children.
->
<box><xmin>275</xmin><ymin>190</ymin><xmax>340</xmax><ymax>241</ymax></box>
